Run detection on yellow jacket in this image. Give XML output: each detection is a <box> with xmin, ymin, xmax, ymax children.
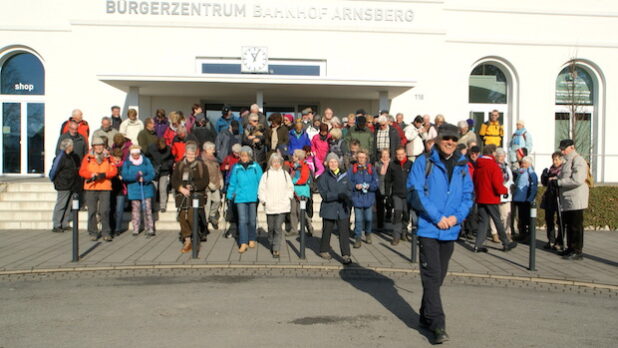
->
<box><xmin>479</xmin><ymin>121</ymin><xmax>504</xmax><ymax>146</ymax></box>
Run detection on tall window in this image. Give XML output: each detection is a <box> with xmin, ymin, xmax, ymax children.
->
<box><xmin>555</xmin><ymin>64</ymin><xmax>594</xmax><ymax>162</ymax></box>
<box><xmin>469</xmin><ymin>62</ymin><xmax>511</xmax><ymax>143</ymax></box>
<box><xmin>0</xmin><ymin>51</ymin><xmax>45</xmax><ymax>174</ymax></box>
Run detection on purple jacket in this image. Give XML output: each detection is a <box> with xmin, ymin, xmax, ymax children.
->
<box><xmin>154</xmin><ymin>117</ymin><xmax>169</xmax><ymax>138</ymax></box>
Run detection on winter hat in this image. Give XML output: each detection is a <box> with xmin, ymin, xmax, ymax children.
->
<box><xmin>356</xmin><ymin>115</ymin><xmax>367</xmax><ymax>126</ymax></box>
<box><xmin>437</xmin><ymin>123</ymin><xmax>459</xmax><ymax>140</ymax></box>
<box><xmin>325</xmin><ymin>152</ymin><xmax>341</xmax><ymax>165</ymax></box>
<box><xmin>559</xmin><ymin>139</ymin><xmax>574</xmax><ymax>150</ymax></box>
<box><xmin>283</xmin><ymin>114</ymin><xmax>294</xmax><ymax>123</ymax></box>
<box><xmin>240</xmin><ymin>145</ymin><xmax>253</xmax><ymax>158</ymax></box>
<box><xmin>92</xmin><ymin>137</ymin><xmax>105</xmax><ymax>146</ymax></box>
<box><xmin>355</xmin><ymin>109</ymin><xmax>366</xmax><ymax>116</ymax></box>
<box><xmin>466</xmin><ymin>119</ymin><xmax>474</xmax><ymax>128</ymax></box>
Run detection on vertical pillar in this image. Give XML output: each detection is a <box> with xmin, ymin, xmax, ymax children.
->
<box><xmin>378</xmin><ymin>90</ymin><xmax>390</xmax><ymax>113</ymax></box>
<box><xmin>256</xmin><ymin>90</ymin><xmax>264</xmax><ymax>110</ymax></box>
<box><xmin>127</xmin><ymin>86</ymin><xmax>140</xmax><ymax>114</ymax></box>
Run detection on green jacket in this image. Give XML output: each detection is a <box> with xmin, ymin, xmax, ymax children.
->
<box><xmin>346</xmin><ymin>127</ymin><xmax>373</xmax><ymax>154</ymax></box>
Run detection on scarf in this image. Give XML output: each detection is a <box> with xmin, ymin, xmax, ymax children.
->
<box><xmin>499</xmin><ymin>161</ymin><xmax>509</xmax><ymax>182</ymax></box>
<box><xmin>513</xmin><ymin>128</ymin><xmax>527</xmax><ymax>146</ymax></box>
<box><xmin>548</xmin><ymin>164</ymin><xmax>562</xmax><ymax>178</ymax></box>
<box><xmin>129</xmin><ymin>155</ymin><xmax>143</xmax><ymax>166</ymax></box>
<box><xmin>271</xmin><ymin>126</ymin><xmax>279</xmax><ymax>150</ymax></box>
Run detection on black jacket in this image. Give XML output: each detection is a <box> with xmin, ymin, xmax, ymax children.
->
<box><xmin>53</xmin><ymin>152</ymin><xmax>82</xmax><ymax>192</ymax></box>
<box><xmin>146</xmin><ymin>143</ymin><xmax>174</xmax><ymax>178</ymax></box>
<box><xmin>191</xmin><ymin>120</ymin><xmax>217</xmax><ymax>148</ymax></box>
<box><xmin>56</xmin><ymin>132</ymin><xmax>88</xmax><ymax>161</ymax></box>
<box><xmin>373</xmin><ymin>126</ymin><xmax>401</xmax><ymax>160</ymax></box>
<box><xmin>385</xmin><ymin>159</ymin><xmax>413</xmax><ymax>198</ymax></box>
<box><xmin>317</xmin><ymin>169</ymin><xmax>353</xmax><ymax>220</ymax></box>
<box><xmin>111</xmin><ymin>115</ymin><xmax>122</xmax><ymax>131</ymax></box>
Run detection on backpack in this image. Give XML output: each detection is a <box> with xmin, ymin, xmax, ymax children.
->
<box><xmin>48</xmin><ymin>152</ymin><xmax>65</xmax><ymax>182</ymax></box>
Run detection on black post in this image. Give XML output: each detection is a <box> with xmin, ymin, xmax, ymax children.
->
<box><xmin>529</xmin><ymin>200</ymin><xmax>537</xmax><ymax>271</ymax></box>
<box><xmin>191</xmin><ymin>193</ymin><xmax>200</xmax><ymax>259</ymax></box>
<box><xmin>299</xmin><ymin>197</ymin><xmax>306</xmax><ymax>259</ymax></box>
<box><xmin>410</xmin><ymin>228</ymin><xmax>417</xmax><ymax>263</ymax></box>
<box><xmin>71</xmin><ymin>193</ymin><xmax>80</xmax><ymax>262</ymax></box>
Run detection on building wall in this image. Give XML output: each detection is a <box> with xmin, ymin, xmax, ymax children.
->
<box><xmin>0</xmin><ymin>0</ymin><xmax>617</xmax><ymax>180</ymax></box>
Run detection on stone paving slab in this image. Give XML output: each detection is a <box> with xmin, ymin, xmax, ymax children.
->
<box><xmin>0</xmin><ymin>228</ymin><xmax>616</xmax><ymax>287</ymax></box>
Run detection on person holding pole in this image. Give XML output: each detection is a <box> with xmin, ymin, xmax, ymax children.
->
<box><xmin>286</xmin><ymin>149</ymin><xmax>314</xmax><ymax>237</ymax></box>
<box><xmin>172</xmin><ymin>141</ymin><xmax>209</xmax><ymax>253</ymax></box>
<box><xmin>50</xmin><ymin>138</ymin><xmax>82</xmax><ymax>233</ymax></box>
<box><xmin>550</xmin><ymin>139</ymin><xmax>589</xmax><ymax>260</ymax></box>
<box><xmin>407</xmin><ymin>123</ymin><xmax>474</xmax><ymax>344</ymax></box>
<box><xmin>122</xmin><ymin>145</ymin><xmax>156</xmax><ymax>237</ymax></box>
<box><xmin>540</xmin><ymin>152</ymin><xmax>565</xmax><ymax>251</ymax></box>
<box><xmin>258</xmin><ymin>153</ymin><xmax>294</xmax><ymax>258</ymax></box>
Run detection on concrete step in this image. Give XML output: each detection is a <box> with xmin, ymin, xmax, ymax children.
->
<box><xmin>0</xmin><ymin>192</ymin><xmax>57</xmax><ymax>201</ymax></box>
<box><xmin>3</xmin><ymin>181</ymin><xmax>55</xmax><ymax>193</ymax></box>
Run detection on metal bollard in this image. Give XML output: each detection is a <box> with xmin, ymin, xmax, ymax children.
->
<box><xmin>299</xmin><ymin>197</ymin><xmax>307</xmax><ymax>259</ymax></box>
<box><xmin>192</xmin><ymin>193</ymin><xmax>200</xmax><ymax>259</ymax></box>
<box><xmin>411</xmin><ymin>228</ymin><xmax>417</xmax><ymax>263</ymax></box>
<box><xmin>529</xmin><ymin>201</ymin><xmax>537</xmax><ymax>271</ymax></box>
<box><xmin>71</xmin><ymin>193</ymin><xmax>80</xmax><ymax>262</ymax></box>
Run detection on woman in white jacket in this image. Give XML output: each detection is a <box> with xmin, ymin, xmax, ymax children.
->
<box><xmin>258</xmin><ymin>153</ymin><xmax>294</xmax><ymax>258</ymax></box>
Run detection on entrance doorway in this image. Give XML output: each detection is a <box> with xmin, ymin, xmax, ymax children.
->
<box><xmin>469</xmin><ymin>104</ymin><xmax>508</xmax><ymax>147</ymax></box>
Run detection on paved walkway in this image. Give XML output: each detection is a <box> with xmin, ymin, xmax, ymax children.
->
<box><xmin>0</xmin><ymin>227</ymin><xmax>616</xmax><ymax>287</ymax></box>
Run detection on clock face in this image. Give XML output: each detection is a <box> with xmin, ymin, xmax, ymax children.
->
<box><xmin>241</xmin><ymin>46</ymin><xmax>268</xmax><ymax>73</ymax></box>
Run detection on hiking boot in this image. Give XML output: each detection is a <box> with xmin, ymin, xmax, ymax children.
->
<box><xmin>181</xmin><ymin>239</ymin><xmax>192</xmax><ymax>253</ymax></box>
<box><xmin>433</xmin><ymin>328</ymin><xmax>450</xmax><ymax>344</ymax></box>
<box><xmin>238</xmin><ymin>243</ymin><xmax>248</xmax><ymax>253</ymax></box>
<box><xmin>491</xmin><ymin>234</ymin><xmax>501</xmax><ymax>243</ymax></box>
<box><xmin>473</xmin><ymin>246</ymin><xmax>488</xmax><ymax>253</ymax></box>
<box><xmin>272</xmin><ymin>250</ymin><xmax>280</xmax><ymax>259</ymax></box>
<box><xmin>248</xmin><ymin>240</ymin><xmax>256</xmax><ymax>248</ymax></box>
<box><xmin>146</xmin><ymin>232</ymin><xmax>155</xmax><ymax>238</ymax></box>
<box><xmin>132</xmin><ymin>230</ymin><xmax>139</xmax><ymax>236</ymax></box>
<box><xmin>391</xmin><ymin>237</ymin><xmax>400</xmax><ymax>246</ymax></box>
<box><xmin>353</xmin><ymin>236</ymin><xmax>362</xmax><ymax>249</ymax></box>
<box><xmin>90</xmin><ymin>234</ymin><xmax>100</xmax><ymax>241</ymax></box>
<box><xmin>503</xmin><ymin>241</ymin><xmax>517</xmax><ymax>252</ymax></box>
<box><xmin>342</xmin><ymin>255</ymin><xmax>352</xmax><ymax>265</ymax></box>
<box><xmin>52</xmin><ymin>227</ymin><xmax>63</xmax><ymax>233</ymax></box>
<box><xmin>366</xmin><ymin>234</ymin><xmax>373</xmax><ymax>245</ymax></box>
<box><xmin>103</xmin><ymin>236</ymin><xmax>113</xmax><ymax>242</ymax></box>
<box><xmin>319</xmin><ymin>252</ymin><xmax>332</xmax><ymax>260</ymax></box>
<box><xmin>401</xmin><ymin>232</ymin><xmax>410</xmax><ymax>242</ymax></box>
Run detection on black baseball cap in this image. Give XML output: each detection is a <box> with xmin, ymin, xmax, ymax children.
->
<box><xmin>559</xmin><ymin>139</ymin><xmax>574</xmax><ymax>150</ymax></box>
<box><xmin>437</xmin><ymin>123</ymin><xmax>459</xmax><ymax>140</ymax></box>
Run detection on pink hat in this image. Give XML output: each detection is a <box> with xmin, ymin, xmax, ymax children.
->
<box><xmin>283</xmin><ymin>114</ymin><xmax>294</xmax><ymax>123</ymax></box>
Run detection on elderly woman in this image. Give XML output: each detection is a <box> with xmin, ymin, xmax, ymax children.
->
<box><xmin>311</xmin><ymin>123</ymin><xmax>330</xmax><ymax>177</ymax></box>
<box><xmin>201</xmin><ymin>141</ymin><xmax>223</xmax><ymax>230</ymax></box>
<box><xmin>349</xmin><ymin>148</ymin><xmax>379</xmax><ymax>248</ymax></box>
<box><xmin>457</xmin><ymin>120</ymin><xmax>478</xmax><ymax>147</ymax></box>
<box><xmin>317</xmin><ymin>153</ymin><xmax>353</xmax><ymax>264</ymax></box>
<box><xmin>286</xmin><ymin>149</ymin><xmax>315</xmax><ymax>237</ymax></box>
<box><xmin>50</xmin><ymin>138</ymin><xmax>82</xmax><ymax>232</ymax></box>
<box><xmin>121</xmin><ymin>145</ymin><xmax>156</xmax><ymax>237</ymax></box>
<box><xmin>266</xmin><ymin>113</ymin><xmax>289</xmax><ymax>161</ymax></box>
<box><xmin>226</xmin><ymin>146</ymin><xmax>263</xmax><ymax>253</ymax></box>
<box><xmin>513</xmin><ymin>156</ymin><xmax>538</xmax><ymax>243</ymax></box>
<box><xmin>328</xmin><ymin>127</ymin><xmax>347</xmax><ymax>161</ymax></box>
<box><xmin>242</xmin><ymin>113</ymin><xmax>267</xmax><ymax>167</ymax></box>
<box><xmin>374</xmin><ymin>148</ymin><xmax>391</xmax><ymax>233</ymax></box>
<box><xmin>258</xmin><ymin>153</ymin><xmax>294</xmax><ymax>258</ymax></box>
<box><xmin>508</xmin><ymin>120</ymin><xmax>534</xmax><ymax>167</ymax></box>
<box><xmin>489</xmin><ymin>148</ymin><xmax>514</xmax><ymax>243</ymax></box>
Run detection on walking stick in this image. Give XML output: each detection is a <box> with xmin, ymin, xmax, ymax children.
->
<box><xmin>140</xmin><ymin>180</ymin><xmax>146</xmax><ymax>212</ymax></box>
<box><xmin>555</xmin><ymin>184</ymin><xmax>566</xmax><ymax>249</ymax></box>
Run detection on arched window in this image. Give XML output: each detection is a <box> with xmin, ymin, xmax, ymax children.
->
<box><xmin>0</xmin><ymin>51</ymin><xmax>45</xmax><ymax>174</ymax></box>
<box><xmin>554</xmin><ymin>63</ymin><xmax>595</xmax><ymax>162</ymax></box>
<box><xmin>468</xmin><ymin>60</ymin><xmax>516</xmax><ymax>147</ymax></box>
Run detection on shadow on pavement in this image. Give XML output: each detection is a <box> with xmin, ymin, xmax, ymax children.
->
<box><xmin>339</xmin><ymin>264</ymin><xmax>432</xmax><ymax>343</ymax></box>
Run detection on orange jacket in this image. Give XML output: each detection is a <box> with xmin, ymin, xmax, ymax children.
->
<box><xmin>79</xmin><ymin>153</ymin><xmax>117</xmax><ymax>191</ymax></box>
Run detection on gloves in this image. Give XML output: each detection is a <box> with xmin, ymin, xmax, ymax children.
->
<box><xmin>96</xmin><ymin>173</ymin><xmax>106</xmax><ymax>180</ymax></box>
<box><xmin>338</xmin><ymin>193</ymin><xmax>347</xmax><ymax>202</ymax></box>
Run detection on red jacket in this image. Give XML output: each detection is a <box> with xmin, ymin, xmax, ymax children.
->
<box><xmin>473</xmin><ymin>155</ymin><xmax>508</xmax><ymax>204</ymax></box>
<box><xmin>171</xmin><ymin>137</ymin><xmax>187</xmax><ymax>163</ymax></box>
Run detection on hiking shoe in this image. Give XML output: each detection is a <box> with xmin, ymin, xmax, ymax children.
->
<box><xmin>342</xmin><ymin>255</ymin><xmax>352</xmax><ymax>265</ymax></box>
<box><xmin>391</xmin><ymin>237</ymin><xmax>400</xmax><ymax>246</ymax></box>
<box><xmin>272</xmin><ymin>250</ymin><xmax>280</xmax><ymax>259</ymax></box>
<box><xmin>491</xmin><ymin>234</ymin><xmax>501</xmax><ymax>243</ymax></box>
<box><xmin>103</xmin><ymin>236</ymin><xmax>113</xmax><ymax>242</ymax></box>
<box><xmin>319</xmin><ymin>252</ymin><xmax>332</xmax><ymax>260</ymax></box>
<box><xmin>503</xmin><ymin>241</ymin><xmax>517</xmax><ymax>252</ymax></box>
<box><xmin>366</xmin><ymin>234</ymin><xmax>373</xmax><ymax>244</ymax></box>
<box><xmin>433</xmin><ymin>328</ymin><xmax>450</xmax><ymax>344</ymax></box>
<box><xmin>353</xmin><ymin>236</ymin><xmax>362</xmax><ymax>249</ymax></box>
<box><xmin>473</xmin><ymin>246</ymin><xmax>488</xmax><ymax>253</ymax></box>
<box><xmin>90</xmin><ymin>234</ymin><xmax>100</xmax><ymax>241</ymax></box>
<box><xmin>181</xmin><ymin>239</ymin><xmax>192</xmax><ymax>253</ymax></box>
<box><xmin>52</xmin><ymin>227</ymin><xmax>63</xmax><ymax>233</ymax></box>
<box><xmin>132</xmin><ymin>230</ymin><xmax>139</xmax><ymax>236</ymax></box>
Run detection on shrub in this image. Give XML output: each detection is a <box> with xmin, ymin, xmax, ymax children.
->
<box><xmin>535</xmin><ymin>185</ymin><xmax>618</xmax><ymax>230</ymax></box>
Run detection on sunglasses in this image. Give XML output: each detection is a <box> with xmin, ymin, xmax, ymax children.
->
<box><xmin>441</xmin><ymin>136</ymin><xmax>458</xmax><ymax>142</ymax></box>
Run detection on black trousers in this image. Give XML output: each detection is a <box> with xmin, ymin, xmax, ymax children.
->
<box><xmin>419</xmin><ymin>237</ymin><xmax>454</xmax><ymax>331</ymax></box>
<box><xmin>320</xmin><ymin>218</ymin><xmax>351</xmax><ymax>257</ymax></box>
<box><xmin>475</xmin><ymin>204</ymin><xmax>508</xmax><ymax>248</ymax></box>
<box><xmin>376</xmin><ymin>190</ymin><xmax>391</xmax><ymax>229</ymax></box>
<box><xmin>515</xmin><ymin>202</ymin><xmax>531</xmax><ymax>240</ymax></box>
<box><xmin>463</xmin><ymin>203</ymin><xmax>478</xmax><ymax>237</ymax></box>
<box><xmin>544</xmin><ymin>207</ymin><xmax>563</xmax><ymax>245</ymax></box>
<box><xmin>563</xmin><ymin>209</ymin><xmax>584</xmax><ymax>253</ymax></box>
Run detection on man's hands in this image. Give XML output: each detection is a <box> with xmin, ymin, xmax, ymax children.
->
<box><xmin>178</xmin><ymin>186</ymin><xmax>191</xmax><ymax>198</ymax></box>
<box><xmin>437</xmin><ymin>216</ymin><xmax>458</xmax><ymax>230</ymax></box>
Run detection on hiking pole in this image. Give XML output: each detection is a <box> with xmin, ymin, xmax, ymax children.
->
<box><xmin>529</xmin><ymin>200</ymin><xmax>537</xmax><ymax>271</ymax></box>
<box><xmin>71</xmin><ymin>193</ymin><xmax>80</xmax><ymax>262</ymax></box>
<box><xmin>192</xmin><ymin>192</ymin><xmax>200</xmax><ymax>259</ymax></box>
<box><xmin>299</xmin><ymin>197</ymin><xmax>307</xmax><ymax>259</ymax></box>
<box><xmin>555</xmin><ymin>185</ymin><xmax>566</xmax><ymax>250</ymax></box>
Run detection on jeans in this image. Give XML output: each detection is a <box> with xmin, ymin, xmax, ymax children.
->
<box><xmin>267</xmin><ymin>213</ymin><xmax>285</xmax><ymax>252</ymax></box>
<box><xmin>475</xmin><ymin>204</ymin><xmax>509</xmax><ymax>248</ymax></box>
<box><xmin>237</xmin><ymin>202</ymin><xmax>257</xmax><ymax>245</ymax></box>
<box><xmin>113</xmin><ymin>194</ymin><xmax>126</xmax><ymax>233</ymax></box>
<box><xmin>419</xmin><ymin>237</ymin><xmax>454</xmax><ymax>331</ymax></box>
<box><xmin>353</xmin><ymin>207</ymin><xmax>373</xmax><ymax>238</ymax></box>
<box><xmin>52</xmin><ymin>190</ymin><xmax>73</xmax><ymax>229</ymax></box>
<box><xmin>85</xmin><ymin>190</ymin><xmax>111</xmax><ymax>237</ymax></box>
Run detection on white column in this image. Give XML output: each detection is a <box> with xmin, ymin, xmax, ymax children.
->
<box><xmin>127</xmin><ymin>86</ymin><xmax>140</xmax><ymax>114</ymax></box>
<box><xmin>378</xmin><ymin>90</ymin><xmax>390</xmax><ymax>113</ymax></box>
<box><xmin>256</xmin><ymin>90</ymin><xmax>264</xmax><ymax>110</ymax></box>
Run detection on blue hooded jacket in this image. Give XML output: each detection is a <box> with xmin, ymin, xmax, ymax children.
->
<box><xmin>347</xmin><ymin>163</ymin><xmax>379</xmax><ymax>208</ymax></box>
<box><xmin>226</xmin><ymin>161</ymin><xmax>263</xmax><ymax>203</ymax></box>
<box><xmin>121</xmin><ymin>156</ymin><xmax>156</xmax><ymax>201</ymax></box>
<box><xmin>288</xmin><ymin>129</ymin><xmax>311</xmax><ymax>156</ymax></box>
<box><xmin>512</xmin><ymin>166</ymin><xmax>538</xmax><ymax>203</ymax></box>
<box><xmin>407</xmin><ymin>148</ymin><xmax>474</xmax><ymax>241</ymax></box>
<box><xmin>215</xmin><ymin>115</ymin><xmax>243</xmax><ymax>134</ymax></box>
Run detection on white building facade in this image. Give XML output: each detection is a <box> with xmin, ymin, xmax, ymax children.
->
<box><xmin>0</xmin><ymin>0</ymin><xmax>616</xmax><ymax>182</ymax></box>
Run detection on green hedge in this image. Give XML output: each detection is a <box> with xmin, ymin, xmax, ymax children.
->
<box><xmin>534</xmin><ymin>185</ymin><xmax>618</xmax><ymax>230</ymax></box>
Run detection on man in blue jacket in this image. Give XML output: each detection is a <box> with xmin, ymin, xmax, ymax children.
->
<box><xmin>407</xmin><ymin>123</ymin><xmax>474</xmax><ymax>344</ymax></box>
<box><xmin>215</xmin><ymin>105</ymin><xmax>243</xmax><ymax>134</ymax></box>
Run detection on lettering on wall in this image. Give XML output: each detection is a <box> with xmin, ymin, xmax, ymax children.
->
<box><xmin>14</xmin><ymin>83</ymin><xmax>34</xmax><ymax>92</ymax></box>
<box><xmin>105</xmin><ymin>1</ymin><xmax>415</xmax><ymax>23</ymax></box>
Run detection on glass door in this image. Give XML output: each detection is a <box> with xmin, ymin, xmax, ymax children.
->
<box><xmin>468</xmin><ymin>104</ymin><xmax>508</xmax><ymax>147</ymax></box>
<box><xmin>1</xmin><ymin>102</ymin><xmax>44</xmax><ymax>174</ymax></box>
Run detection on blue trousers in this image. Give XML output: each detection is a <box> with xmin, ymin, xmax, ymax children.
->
<box><xmin>237</xmin><ymin>202</ymin><xmax>257</xmax><ymax>245</ymax></box>
<box><xmin>354</xmin><ymin>206</ymin><xmax>373</xmax><ymax>238</ymax></box>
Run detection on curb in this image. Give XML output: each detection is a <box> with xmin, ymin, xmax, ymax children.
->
<box><xmin>1</xmin><ymin>264</ymin><xmax>616</xmax><ymax>292</ymax></box>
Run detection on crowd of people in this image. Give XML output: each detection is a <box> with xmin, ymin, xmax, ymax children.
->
<box><xmin>47</xmin><ymin>104</ymin><xmax>591</xmax><ymax>343</ymax></box>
